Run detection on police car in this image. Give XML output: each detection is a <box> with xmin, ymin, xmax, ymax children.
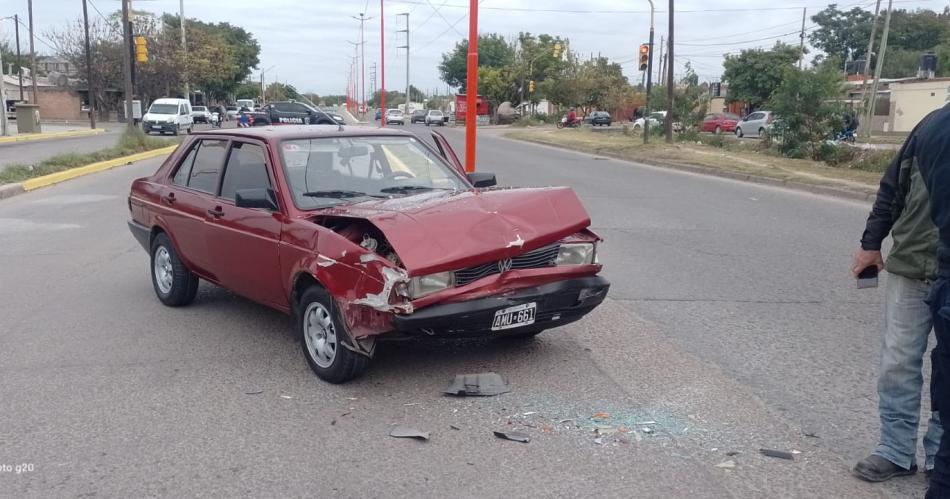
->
<box><xmin>250</xmin><ymin>101</ymin><xmax>343</xmax><ymax>126</ymax></box>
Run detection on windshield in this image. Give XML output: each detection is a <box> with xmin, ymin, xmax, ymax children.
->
<box><xmin>148</xmin><ymin>103</ymin><xmax>178</xmax><ymax>115</ymax></box>
<box><xmin>280</xmin><ymin>136</ymin><xmax>468</xmax><ymax>209</ymax></box>
<box><xmin>388</xmin><ymin>110</ymin><xmax>402</xmax><ymax>116</ymax></box>
<box><xmin>193</xmin><ymin>106</ymin><xmax>206</xmax><ymax>112</ymax></box>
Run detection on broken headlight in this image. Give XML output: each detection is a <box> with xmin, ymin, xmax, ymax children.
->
<box><xmin>409</xmin><ymin>271</ymin><xmax>455</xmax><ymax>299</ymax></box>
<box><xmin>555</xmin><ymin>243</ymin><xmax>596</xmax><ymax>266</ymax></box>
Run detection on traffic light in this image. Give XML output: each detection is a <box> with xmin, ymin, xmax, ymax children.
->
<box><xmin>553</xmin><ymin>42</ymin><xmax>562</xmax><ymax>59</ymax></box>
<box><xmin>134</xmin><ymin>36</ymin><xmax>148</xmax><ymax>63</ymax></box>
<box><xmin>528</xmin><ymin>80</ymin><xmax>535</xmax><ymax>93</ymax></box>
<box><xmin>638</xmin><ymin>44</ymin><xmax>650</xmax><ymax>71</ymax></box>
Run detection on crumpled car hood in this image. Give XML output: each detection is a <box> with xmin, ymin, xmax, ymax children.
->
<box><xmin>315</xmin><ymin>187</ymin><xmax>591</xmax><ymax>275</ymax></box>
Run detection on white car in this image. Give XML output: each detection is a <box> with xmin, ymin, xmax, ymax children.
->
<box><xmin>225</xmin><ymin>106</ymin><xmax>239</xmax><ymax>120</ymax></box>
<box><xmin>632</xmin><ymin>110</ymin><xmax>683</xmax><ymax>133</ymax></box>
<box><xmin>385</xmin><ymin>109</ymin><xmax>406</xmax><ymax>125</ymax></box>
<box><xmin>735</xmin><ymin>111</ymin><xmax>775</xmax><ymax>138</ymax></box>
<box><xmin>424</xmin><ymin>110</ymin><xmax>445</xmax><ymax>126</ymax></box>
<box><xmin>142</xmin><ymin>98</ymin><xmax>193</xmax><ymax>135</ymax></box>
<box><xmin>190</xmin><ymin>106</ymin><xmax>212</xmax><ymax>124</ymax></box>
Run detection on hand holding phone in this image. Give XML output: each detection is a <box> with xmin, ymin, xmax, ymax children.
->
<box><xmin>857</xmin><ymin>266</ymin><xmax>880</xmax><ymax>289</ymax></box>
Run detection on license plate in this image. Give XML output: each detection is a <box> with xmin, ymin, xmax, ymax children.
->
<box><xmin>491</xmin><ymin>302</ymin><xmax>537</xmax><ymax>331</ymax></box>
<box><xmin>151</xmin><ymin>125</ymin><xmax>162</xmax><ymax>130</ymax></box>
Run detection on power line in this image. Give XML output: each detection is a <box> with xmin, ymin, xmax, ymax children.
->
<box><xmin>15</xmin><ymin>16</ymin><xmax>57</xmax><ymax>53</ymax></box>
<box><xmin>86</xmin><ymin>0</ymin><xmax>111</xmax><ymax>24</ymax></box>
<box><xmin>387</xmin><ymin>0</ymin><xmax>933</xmax><ymax>14</ymax></box>
<box><xmin>416</xmin><ymin>0</ymin><xmax>485</xmax><ymax>51</ymax></box>
<box><xmin>419</xmin><ymin>0</ymin><xmax>463</xmax><ymax>38</ymax></box>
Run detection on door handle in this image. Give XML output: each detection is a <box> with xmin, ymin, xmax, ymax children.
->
<box><xmin>207</xmin><ymin>207</ymin><xmax>225</xmax><ymax>218</ymax></box>
<box><xmin>163</xmin><ymin>192</ymin><xmax>176</xmax><ymax>204</ymax></box>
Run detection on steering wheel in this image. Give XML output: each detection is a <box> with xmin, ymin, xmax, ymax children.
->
<box><xmin>383</xmin><ymin>171</ymin><xmax>415</xmax><ymax>181</ymax></box>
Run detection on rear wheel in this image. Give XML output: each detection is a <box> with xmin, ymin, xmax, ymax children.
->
<box><xmin>299</xmin><ymin>286</ymin><xmax>369</xmax><ymax>383</ymax></box>
<box><xmin>150</xmin><ymin>233</ymin><xmax>199</xmax><ymax>307</ymax></box>
<box><xmin>758</xmin><ymin>127</ymin><xmax>765</xmax><ymax>137</ymax></box>
<box><xmin>736</xmin><ymin>127</ymin><xmax>744</xmax><ymax>138</ymax></box>
<box><xmin>715</xmin><ymin>126</ymin><xmax>722</xmax><ymax>134</ymax></box>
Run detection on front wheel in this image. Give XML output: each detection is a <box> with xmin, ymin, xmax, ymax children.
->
<box><xmin>715</xmin><ymin>126</ymin><xmax>722</xmax><ymax>134</ymax></box>
<box><xmin>736</xmin><ymin>127</ymin><xmax>744</xmax><ymax>138</ymax></box>
<box><xmin>556</xmin><ymin>122</ymin><xmax>565</xmax><ymax>129</ymax></box>
<box><xmin>299</xmin><ymin>286</ymin><xmax>370</xmax><ymax>383</ymax></box>
<box><xmin>150</xmin><ymin>233</ymin><xmax>199</xmax><ymax>307</ymax></box>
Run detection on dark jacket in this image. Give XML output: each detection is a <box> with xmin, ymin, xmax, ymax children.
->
<box><xmin>861</xmin><ymin>110</ymin><xmax>940</xmax><ymax>280</ymax></box>
<box><xmin>916</xmin><ymin>103</ymin><xmax>950</xmax><ymax>277</ymax></box>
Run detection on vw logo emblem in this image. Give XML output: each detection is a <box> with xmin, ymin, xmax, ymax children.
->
<box><xmin>498</xmin><ymin>258</ymin><xmax>513</xmax><ymax>273</ymax></box>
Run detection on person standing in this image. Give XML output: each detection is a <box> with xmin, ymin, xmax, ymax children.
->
<box><xmin>915</xmin><ymin>102</ymin><xmax>950</xmax><ymax>498</ymax></box>
<box><xmin>853</xmin><ymin>110</ymin><xmax>943</xmax><ymax>482</ymax></box>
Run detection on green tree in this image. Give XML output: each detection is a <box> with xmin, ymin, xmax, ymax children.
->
<box><xmin>882</xmin><ymin>48</ymin><xmax>925</xmax><ymax>78</ymax></box>
<box><xmin>767</xmin><ymin>62</ymin><xmax>844</xmax><ymax>159</ymax></box>
<box><xmin>234</xmin><ymin>81</ymin><xmax>261</xmax><ymax>100</ymax></box>
<box><xmin>722</xmin><ymin>42</ymin><xmax>801</xmax><ymax>111</ymax></box>
<box><xmin>1</xmin><ymin>40</ymin><xmax>29</xmax><ymax>77</ymax></box>
<box><xmin>809</xmin><ymin>5</ymin><xmax>874</xmax><ymax>65</ymax></box>
<box><xmin>264</xmin><ymin>82</ymin><xmax>300</xmax><ymax>101</ymax></box>
<box><xmin>438</xmin><ymin>33</ymin><xmax>515</xmax><ymax>88</ymax></box>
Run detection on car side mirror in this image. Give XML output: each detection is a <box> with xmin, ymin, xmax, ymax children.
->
<box><xmin>467</xmin><ymin>172</ymin><xmax>497</xmax><ymax>188</ymax></box>
<box><xmin>235</xmin><ymin>188</ymin><xmax>278</xmax><ymax>211</ymax></box>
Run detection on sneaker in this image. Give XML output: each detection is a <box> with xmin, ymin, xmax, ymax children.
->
<box><xmin>853</xmin><ymin>454</ymin><xmax>918</xmax><ymax>482</ymax></box>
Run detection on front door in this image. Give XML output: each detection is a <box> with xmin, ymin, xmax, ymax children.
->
<box><xmin>431</xmin><ymin>131</ymin><xmax>465</xmax><ymax>175</ymax></box>
<box><xmin>203</xmin><ymin>140</ymin><xmax>285</xmax><ymax>307</ymax></box>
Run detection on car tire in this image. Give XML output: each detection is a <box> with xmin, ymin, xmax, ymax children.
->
<box><xmin>150</xmin><ymin>233</ymin><xmax>199</xmax><ymax>307</ymax></box>
<box><xmin>715</xmin><ymin>126</ymin><xmax>722</xmax><ymax>134</ymax></box>
<box><xmin>736</xmin><ymin>127</ymin><xmax>743</xmax><ymax>138</ymax></box>
<box><xmin>299</xmin><ymin>286</ymin><xmax>369</xmax><ymax>384</ymax></box>
<box><xmin>172</xmin><ymin>124</ymin><xmax>180</xmax><ymax>136</ymax></box>
<box><xmin>759</xmin><ymin>127</ymin><xmax>765</xmax><ymax>137</ymax></box>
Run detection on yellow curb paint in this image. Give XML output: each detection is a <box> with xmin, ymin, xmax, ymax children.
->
<box><xmin>21</xmin><ymin>145</ymin><xmax>178</xmax><ymax>191</ymax></box>
<box><xmin>0</xmin><ymin>128</ymin><xmax>106</xmax><ymax>144</ymax></box>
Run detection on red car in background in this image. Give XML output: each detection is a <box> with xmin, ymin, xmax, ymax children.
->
<box><xmin>702</xmin><ymin>112</ymin><xmax>740</xmax><ymax>134</ymax></box>
<box><xmin>127</xmin><ymin>126</ymin><xmax>609</xmax><ymax>383</ymax></box>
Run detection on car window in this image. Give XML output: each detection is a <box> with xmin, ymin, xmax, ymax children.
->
<box><xmin>725</xmin><ymin>113</ymin><xmax>740</xmax><ymax>120</ymax></box>
<box><xmin>220</xmin><ymin>142</ymin><xmax>271</xmax><ymax>201</ymax></box>
<box><xmin>748</xmin><ymin>112</ymin><xmax>762</xmax><ymax>120</ymax></box>
<box><xmin>149</xmin><ymin>103</ymin><xmax>178</xmax><ymax>115</ymax></box>
<box><xmin>290</xmin><ymin>103</ymin><xmax>310</xmax><ymax>113</ymax></box>
<box><xmin>187</xmin><ymin>139</ymin><xmax>229</xmax><ymax>194</ymax></box>
<box><xmin>703</xmin><ymin>114</ymin><xmax>715</xmax><ymax>121</ymax></box>
<box><xmin>273</xmin><ymin>103</ymin><xmax>290</xmax><ymax>112</ymax></box>
<box><xmin>172</xmin><ymin>144</ymin><xmax>200</xmax><ymax>187</ymax></box>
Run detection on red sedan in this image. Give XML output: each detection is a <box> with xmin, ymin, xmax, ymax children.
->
<box><xmin>701</xmin><ymin>112</ymin><xmax>740</xmax><ymax>134</ymax></box>
<box><xmin>127</xmin><ymin>126</ymin><xmax>609</xmax><ymax>383</ymax></box>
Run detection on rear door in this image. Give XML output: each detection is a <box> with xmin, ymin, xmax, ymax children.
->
<box><xmin>162</xmin><ymin>138</ymin><xmax>229</xmax><ymax>277</ymax></box>
<box><xmin>203</xmin><ymin>140</ymin><xmax>285</xmax><ymax>307</ymax></box>
<box><xmin>431</xmin><ymin>131</ymin><xmax>465</xmax><ymax>175</ymax></box>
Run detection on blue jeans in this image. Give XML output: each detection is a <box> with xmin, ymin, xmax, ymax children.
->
<box><xmin>875</xmin><ymin>274</ymin><xmax>943</xmax><ymax>470</ymax></box>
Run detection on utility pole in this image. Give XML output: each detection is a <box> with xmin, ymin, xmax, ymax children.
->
<box><xmin>644</xmin><ymin>0</ymin><xmax>656</xmax><ymax>144</ymax></box>
<box><xmin>14</xmin><ymin>15</ymin><xmax>24</xmax><ymax>102</ymax></box>
<box><xmin>665</xmin><ymin>0</ymin><xmax>674</xmax><ymax>143</ymax></box>
<box><xmin>798</xmin><ymin>8</ymin><xmax>806</xmax><ymax>69</ymax></box>
<box><xmin>27</xmin><ymin>0</ymin><xmax>38</xmax><ymax>106</ymax></box>
<box><xmin>82</xmin><ymin>0</ymin><xmax>97</xmax><ymax>129</ymax></box>
<box><xmin>380</xmin><ymin>0</ymin><xmax>386</xmax><ymax>127</ymax></box>
<box><xmin>861</xmin><ymin>0</ymin><xmax>883</xmax><ymax>138</ymax></box>
<box><xmin>866</xmin><ymin>0</ymin><xmax>893</xmax><ymax>139</ymax></box>
<box><xmin>121</xmin><ymin>0</ymin><xmax>134</xmax><ymax>129</ymax></box>
<box><xmin>0</xmin><ymin>18</ymin><xmax>9</xmax><ymax>136</ymax></box>
<box><xmin>397</xmin><ymin>13</ymin><xmax>410</xmax><ymax>112</ymax></box>
<box><xmin>657</xmin><ymin>35</ymin><xmax>665</xmax><ymax>86</ymax></box>
<box><xmin>464</xmin><ymin>0</ymin><xmax>478</xmax><ymax>173</ymax></box>
<box><xmin>370</xmin><ymin>62</ymin><xmax>377</xmax><ymax>97</ymax></box>
<box><xmin>354</xmin><ymin>13</ymin><xmax>373</xmax><ymax>115</ymax></box>
<box><xmin>180</xmin><ymin>0</ymin><xmax>188</xmax><ymax>100</ymax></box>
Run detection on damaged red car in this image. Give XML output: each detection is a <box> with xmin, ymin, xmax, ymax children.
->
<box><xmin>127</xmin><ymin>126</ymin><xmax>609</xmax><ymax>383</ymax></box>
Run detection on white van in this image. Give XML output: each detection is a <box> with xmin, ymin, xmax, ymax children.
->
<box><xmin>142</xmin><ymin>98</ymin><xmax>193</xmax><ymax>135</ymax></box>
<box><xmin>236</xmin><ymin>99</ymin><xmax>255</xmax><ymax>112</ymax></box>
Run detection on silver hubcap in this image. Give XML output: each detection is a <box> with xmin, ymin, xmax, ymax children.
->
<box><xmin>154</xmin><ymin>246</ymin><xmax>173</xmax><ymax>294</ymax></box>
<box><xmin>304</xmin><ymin>302</ymin><xmax>337</xmax><ymax>368</ymax></box>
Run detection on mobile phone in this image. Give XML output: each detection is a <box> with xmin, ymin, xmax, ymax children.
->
<box><xmin>857</xmin><ymin>266</ymin><xmax>879</xmax><ymax>289</ymax></box>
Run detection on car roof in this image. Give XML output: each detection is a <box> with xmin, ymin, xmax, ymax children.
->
<box><xmin>190</xmin><ymin>125</ymin><xmax>418</xmax><ymax>141</ymax></box>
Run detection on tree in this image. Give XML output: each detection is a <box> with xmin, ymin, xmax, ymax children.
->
<box><xmin>767</xmin><ymin>62</ymin><xmax>844</xmax><ymax>159</ymax></box>
<box><xmin>264</xmin><ymin>82</ymin><xmax>300</xmax><ymax>101</ymax></box>
<box><xmin>722</xmin><ymin>42</ymin><xmax>801</xmax><ymax>111</ymax></box>
<box><xmin>672</xmin><ymin>64</ymin><xmax>707</xmax><ymax>130</ymax></box>
<box><xmin>234</xmin><ymin>81</ymin><xmax>261</xmax><ymax>100</ymax></box>
<box><xmin>1</xmin><ymin>40</ymin><xmax>29</xmax><ymax>77</ymax></box>
<box><xmin>162</xmin><ymin>15</ymin><xmax>260</xmax><ymax>99</ymax></box>
<box><xmin>809</xmin><ymin>5</ymin><xmax>874</xmax><ymax>65</ymax></box>
<box><xmin>882</xmin><ymin>48</ymin><xmax>925</xmax><ymax>78</ymax></box>
<box><xmin>438</xmin><ymin>33</ymin><xmax>514</xmax><ymax>88</ymax></box>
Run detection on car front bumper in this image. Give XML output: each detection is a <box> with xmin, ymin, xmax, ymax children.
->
<box><xmin>143</xmin><ymin>122</ymin><xmax>178</xmax><ymax>132</ymax></box>
<box><xmin>128</xmin><ymin>219</ymin><xmax>150</xmax><ymax>251</ymax></box>
<box><xmin>391</xmin><ymin>276</ymin><xmax>609</xmax><ymax>337</ymax></box>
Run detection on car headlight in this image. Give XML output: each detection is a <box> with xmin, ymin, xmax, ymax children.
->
<box><xmin>166</xmin><ymin>117</ymin><xmax>176</xmax><ymax>123</ymax></box>
<box><xmin>409</xmin><ymin>271</ymin><xmax>455</xmax><ymax>299</ymax></box>
<box><xmin>555</xmin><ymin>243</ymin><xmax>596</xmax><ymax>266</ymax></box>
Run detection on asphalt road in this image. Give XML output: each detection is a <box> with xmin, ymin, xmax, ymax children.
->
<box><xmin>0</xmin><ymin>122</ymin><xmax>922</xmax><ymax>497</ymax></box>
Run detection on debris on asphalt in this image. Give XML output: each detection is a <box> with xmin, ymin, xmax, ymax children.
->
<box><xmin>404</xmin><ymin>403</ymin><xmax>420</xmax><ymax>406</ymax></box>
<box><xmin>716</xmin><ymin>460</ymin><xmax>737</xmax><ymax>469</ymax></box>
<box><xmin>330</xmin><ymin>419</ymin><xmax>337</xmax><ymax>426</ymax></box>
<box><xmin>280</xmin><ymin>395</ymin><xmax>294</xmax><ymax>399</ymax></box>
<box><xmin>803</xmin><ymin>430</ymin><xmax>819</xmax><ymax>438</ymax></box>
<box><xmin>522</xmin><ymin>412</ymin><xmax>537</xmax><ymax>416</ymax></box>
<box><xmin>591</xmin><ymin>412</ymin><xmax>610</xmax><ymax>420</ymax></box>
<box><xmin>345</xmin><ymin>397</ymin><xmax>359</xmax><ymax>401</ymax></box>
<box><xmin>390</xmin><ymin>426</ymin><xmax>430</xmax><ymax>440</ymax></box>
<box><xmin>759</xmin><ymin>448</ymin><xmax>795</xmax><ymax>460</ymax></box>
<box><xmin>637</xmin><ymin>421</ymin><xmax>657</xmax><ymax>426</ymax></box>
<box><xmin>450</xmin><ymin>425</ymin><xmax>461</xmax><ymax>431</ymax></box>
<box><xmin>493</xmin><ymin>430</ymin><xmax>530</xmax><ymax>443</ymax></box>
<box><xmin>244</xmin><ymin>390</ymin><xmax>264</xmax><ymax>395</ymax></box>
<box><xmin>640</xmin><ymin>426</ymin><xmax>654</xmax><ymax>434</ymax></box>
<box><xmin>726</xmin><ymin>451</ymin><xmax>741</xmax><ymax>457</ymax></box>
<box><xmin>444</xmin><ymin>373</ymin><xmax>511</xmax><ymax>397</ymax></box>
<box><xmin>593</xmin><ymin>437</ymin><xmax>605</xmax><ymax>445</ymax></box>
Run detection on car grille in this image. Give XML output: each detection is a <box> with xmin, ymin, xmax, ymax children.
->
<box><xmin>454</xmin><ymin>244</ymin><xmax>560</xmax><ymax>287</ymax></box>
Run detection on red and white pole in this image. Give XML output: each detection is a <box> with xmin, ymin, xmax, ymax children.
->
<box><xmin>464</xmin><ymin>0</ymin><xmax>478</xmax><ymax>173</ymax></box>
<box><xmin>380</xmin><ymin>0</ymin><xmax>386</xmax><ymax>127</ymax></box>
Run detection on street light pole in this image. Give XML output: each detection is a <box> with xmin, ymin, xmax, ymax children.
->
<box><xmin>82</xmin><ymin>0</ymin><xmax>97</xmax><ymax>129</ymax></box>
<box><xmin>27</xmin><ymin>0</ymin><xmax>38</xmax><ymax>106</ymax></box>
<box><xmin>121</xmin><ymin>0</ymin><xmax>134</xmax><ymax>129</ymax></box>
<box><xmin>0</xmin><ymin>17</ymin><xmax>10</xmax><ymax>136</ymax></box>
<box><xmin>464</xmin><ymin>0</ymin><xmax>478</xmax><ymax>173</ymax></box>
<box><xmin>664</xmin><ymin>0</ymin><xmax>674</xmax><ymax>143</ymax></box>
<box><xmin>643</xmin><ymin>0</ymin><xmax>655</xmax><ymax>144</ymax></box>
<box><xmin>14</xmin><ymin>14</ymin><xmax>24</xmax><ymax>103</ymax></box>
<box><xmin>380</xmin><ymin>0</ymin><xmax>386</xmax><ymax>127</ymax></box>
<box><xmin>180</xmin><ymin>0</ymin><xmax>189</xmax><ymax>100</ymax></box>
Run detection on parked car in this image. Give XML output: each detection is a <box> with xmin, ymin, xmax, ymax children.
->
<box><xmin>249</xmin><ymin>100</ymin><xmax>340</xmax><ymax>126</ymax></box>
<box><xmin>410</xmin><ymin>109</ymin><xmax>428</xmax><ymax>124</ymax></box>
<box><xmin>632</xmin><ymin>111</ymin><xmax>683</xmax><ymax>133</ymax></box>
<box><xmin>735</xmin><ymin>111</ymin><xmax>774</xmax><ymax>138</ymax></box>
<box><xmin>225</xmin><ymin>106</ymin><xmax>239</xmax><ymax>121</ymax></box>
<box><xmin>142</xmin><ymin>98</ymin><xmax>193</xmax><ymax>135</ymax></box>
<box><xmin>701</xmin><ymin>112</ymin><xmax>740</xmax><ymax>134</ymax></box>
<box><xmin>191</xmin><ymin>106</ymin><xmax>213</xmax><ymax>124</ymax></box>
<box><xmin>235</xmin><ymin>99</ymin><xmax>256</xmax><ymax>112</ymax></box>
<box><xmin>425</xmin><ymin>110</ymin><xmax>445</xmax><ymax>126</ymax></box>
<box><xmin>589</xmin><ymin>111</ymin><xmax>612</xmax><ymax>127</ymax></box>
<box><xmin>385</xmin><ymin>109</ymin><xmax>406</xmax><ymax>125</ymax></box>
<box><xmin>127</xmin><ymin>126</ymin><xmax>609</xmax><ymax>383</ymax></box>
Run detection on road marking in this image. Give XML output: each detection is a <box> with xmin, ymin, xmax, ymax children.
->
<box><xmin>21</xmin><ymin>146</ymin><xmax>177</xmax><ymax>191</ymax></box>
<box><xmin>0</xmin><ymin>218</ymin><xmax>83</xmax><ymax>234</ymax></box>
<box><xmin>0</xmin><ymin>128</ymin><xmax>105</xmax><ymax>145</ymax></box>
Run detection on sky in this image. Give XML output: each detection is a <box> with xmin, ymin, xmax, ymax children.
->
<box><xmin>2</xmin><ymin>0</ymin><xmax>947</xmax><ymax>97</ymax></box>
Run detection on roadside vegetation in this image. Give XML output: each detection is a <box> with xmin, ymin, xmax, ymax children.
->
<box><xmin>0</xmin><ymin>128</ymin><xmax>179</xmax><ymax>185</ymax></box>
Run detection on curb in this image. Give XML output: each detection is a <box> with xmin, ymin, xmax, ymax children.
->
<box><xmin>0</xmin><ymin>128</ymin><xmax>106</xmax><ymax>145</ymax></box>
<box><xmin>0</xmin><ymin>182</ymin><xmax>25</xmax><ymax>200</ymax></box>
<box><xmin>505</xmin><ymin>135</ymin><xmax>878</xmax><ymax>203</ymax></box>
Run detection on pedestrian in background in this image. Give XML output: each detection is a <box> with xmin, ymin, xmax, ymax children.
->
<box><xmin>852</xmin><ymin>109</ymin><xmax>943</xmax><ymax>482</ymax></box>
